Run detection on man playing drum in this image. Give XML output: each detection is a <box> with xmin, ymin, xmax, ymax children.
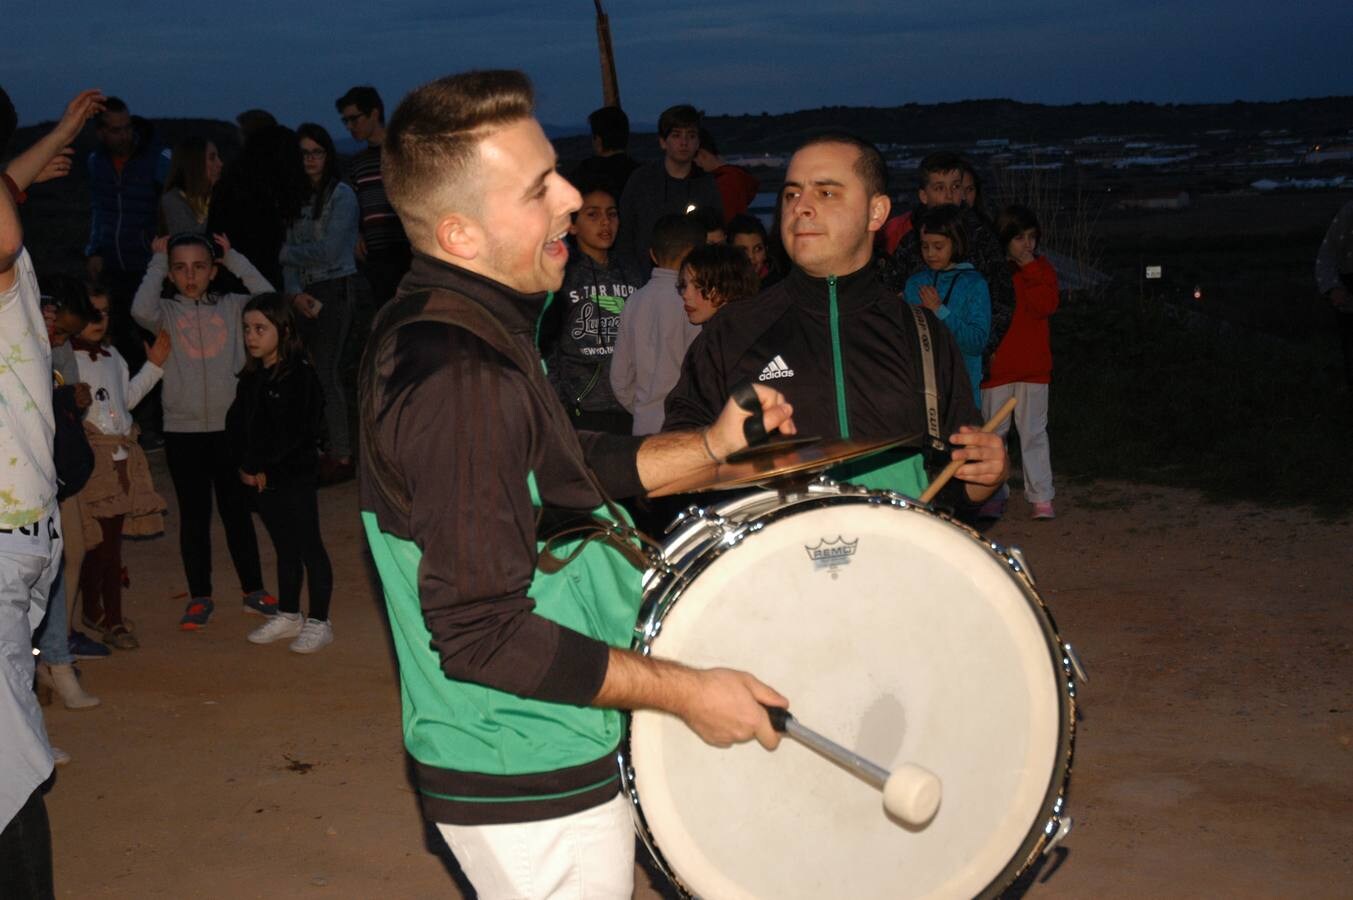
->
<box><xmin>664</xmin><ymin>134</ymin><xmax>1009</xmax><ymax>505</ymax></box>
<box><xmin>358</xmin><ymin>70</ymin><xmax>797</xmax><ymax>900</ymax></box>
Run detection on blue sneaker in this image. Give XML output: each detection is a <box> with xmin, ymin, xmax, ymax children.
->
<box><xmin>242</xmin><ymin>590</ymin><xmax>278</xmax><ymax>617</ymax></box>
<box><xmin>68</xmin><ymin>630</ymin><xmax>112</xmax><ymax>659</ymax></box>
<box><xmin>180</xmin><ymin>597</ymin><xmax>215</xmax><ymax>631</ymax></box>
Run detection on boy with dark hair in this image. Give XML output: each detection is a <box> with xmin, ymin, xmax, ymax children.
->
<box><xmin>696</xmin><ymin>126</ymin><xmax>759</xmax><ymax>224</ymax></box>
<box><xmin>880</xmin><ymin>151</ymin><xmax>1015</xmax><ymax>379</ymax></box>
<box><xmin>616</xmin><ymin>103</ymin><xmax>723</xmax><ymax>271</ymax></box>
<box><xmin>612</xmin><ymin>214</ymin><xmax>707</xmax><ymax>435</ymax></box>
<box><xmin>334</xmin><ymin>84</ymin><xmax>409</xmax><ymax>306</ymax></box>
<box><xmin>540</xmin><ymin>183</ymin><xmax>644</xmax><ymax>434</ymax></box>
<box><xmin>570</xmin><ymin>105</ymin><xmax>641</xmax><ymax>204</ymax></box>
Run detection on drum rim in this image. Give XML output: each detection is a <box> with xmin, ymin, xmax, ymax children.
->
<box><xmin>619</xmin><ymin>487</ymin><xmax>1079</xmax><ymax>900</ymax></box>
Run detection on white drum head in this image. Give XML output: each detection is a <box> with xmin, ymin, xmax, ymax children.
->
<box><xmin>630</xmin><ymin>499</ymin><xmax>1066</xmax><ymax>900</ymax></box>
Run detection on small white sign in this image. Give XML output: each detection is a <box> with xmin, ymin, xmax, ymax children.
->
<box><xmin>1145</xmin><ymin>265</ymin><xmax>1163</xmax><ymax>280</ymax></box>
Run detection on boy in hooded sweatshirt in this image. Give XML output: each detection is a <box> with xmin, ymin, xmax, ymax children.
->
<box><xmin>539</xmin><ymin>184</ymin><xmax>643</xmax><ymax>435</ymax></box>
<box><xmin>131</xmin><ymin>232</ymin><xmax>276</xmax><ymax>630</ymax></box>
<box><xmin>903</xmin><ymin>205</ymin><xmax>990</xmax><ymax>408</ymax></box>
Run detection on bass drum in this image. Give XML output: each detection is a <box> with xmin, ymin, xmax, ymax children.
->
<box><xmin>621</xmin><ymin>481</ymin><xmax>1081</xmax><ymax>900</ymax></box>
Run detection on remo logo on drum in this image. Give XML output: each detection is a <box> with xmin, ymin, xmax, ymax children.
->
<box><xmin>804</xmin><ymin>536</ymin><xmax>859</xmax><ymax>576</ymax></box>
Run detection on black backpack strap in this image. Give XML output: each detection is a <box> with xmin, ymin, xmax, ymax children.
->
<box><xmin>359</xmin><ymin>288</ymin><xmax>656</xmax><ymax>573</ymax></box>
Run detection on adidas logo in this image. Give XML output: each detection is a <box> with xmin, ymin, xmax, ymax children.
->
<box><xmin>758</xmin><ymin>355</ymin><xmax>795</xmax><ymax>381</ymax></box>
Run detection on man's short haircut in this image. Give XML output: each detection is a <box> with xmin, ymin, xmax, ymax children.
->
<box><xmin>39</xmin><ymin>273</ymin><xmax>97</xmax><ymax>324</ymax></box>
<box><xmin>996</xmin><ymin>204</ymin><xmax>1042</xmax><ymax>247</ymax></box>
<box><xmin>0</xmin><ymin>87</ymin><xmax>16</xmax><ymax>157</ymax></box>
<box><xmin>797</xmin><ymin>132</ymin><xmax>890</xmax><ymax>199</ymax></box>
<box><xmin>335</xmin><ymin>85</ymin><xmax>385</xmax><ymax>122</ymax></box>
<box><xmin>588</xmin><ymin>106</ymin><xmax>629</xmax><ymax>152</ymax></box>
<box><xmin>236</xmin><ymin>108</ymin><xmax>278</xmax><ymax>139</ymax></box>
<box><xmin>96</xmin><ymin>96</ymin><xmax>128</xmax><ymax>127</ymax></box>
<box><xmin>918</xmin><ymin>151</ymin><xmax>964</xmax><ymax>189</ymax></box>
<box><xmin>658</xmin><ymin>104</ymin><xmax>701</xmax><ymax>139</ymax></box>
<box><xmin>915</xmin><ymin>204</ymin><xmax>970</xmax><ymax>262</ymax></box>
<box><xmin>649</xmin><ymin>214</ymin><xmax>706</xmax><ymax>268</ymax></box>
<box><xmin>698</xmin><ymin>127</ymin><xmax>719</xmax><ymax>157</ymax></box>
<box><xmin>383</xmin><ymin>70</ymin><xmax>534</xmax><ymax>247</ymax></box>
<box><xmin>681</xmin><ymin>243</ymin><xmax>759</xmax><ymax>308</ymax></box>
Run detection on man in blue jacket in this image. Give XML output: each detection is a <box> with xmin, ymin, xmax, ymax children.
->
<box><xmin>84</xmin><ymin>96</ymin><xmax>170</xmax><ymax>441</ymax></box>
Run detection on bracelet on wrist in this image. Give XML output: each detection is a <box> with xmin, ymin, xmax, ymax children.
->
<box><xmin>701</xmin><ymin>428</ymin><xmax>720</xmax><ymax>464</ymax></box>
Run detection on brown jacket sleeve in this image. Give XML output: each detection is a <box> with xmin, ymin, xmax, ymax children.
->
<box><xmin>390</xmin><ymin>324</ymin><xmax>610</xmax><ymax>705</ymax></box>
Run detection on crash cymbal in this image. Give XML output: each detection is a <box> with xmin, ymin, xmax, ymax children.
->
<box><xmin>647</xmin><ymin>434</ymin><xmax>924</xmax><ymax>498</ymax></box>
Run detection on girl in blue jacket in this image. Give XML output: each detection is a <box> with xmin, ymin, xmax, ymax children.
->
<box><xmin>904</xmin><ymin>205</ymin><xmax>991</xmax><ymax>407</ymax></box>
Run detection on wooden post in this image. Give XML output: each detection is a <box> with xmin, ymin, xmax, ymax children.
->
<box><xmin>595</xmin><ymin>0</ymin><xmax>621</xmax><ymax>108</ymax></box>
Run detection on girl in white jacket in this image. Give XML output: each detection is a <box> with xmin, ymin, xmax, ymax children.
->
<box><xmin>71</xmin><ymin>288</ymin><xmax>171</xmax><ymax>648</ymax></box>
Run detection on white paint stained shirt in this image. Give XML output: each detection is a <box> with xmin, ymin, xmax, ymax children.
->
<box><xmin>0</xmin><ymin>249</ymin><xmax>56</xmax><ymax>528</ymax></box>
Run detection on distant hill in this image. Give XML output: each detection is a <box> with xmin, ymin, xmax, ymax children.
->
<box><xmin>556</xmin><ymin>96</ymin><xmax>1353</xmax><ymax>161</ymax></box>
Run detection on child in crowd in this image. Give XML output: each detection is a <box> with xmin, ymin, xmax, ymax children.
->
<box><xmin>678</xmin><ymin>243</ymin><xmax>760</xmax><ymax>326</ymax></box>
<box><xmin>903</xmin><ymin>205</ymin><xmax>991</xmax><ymax>408</ymax></box>
<box><xmin>72</xmin><ymin>284</ymin><xmax>171</xmax><ymax>648</ymax></box>
<box><xmin>610</xmin><ymin>214</ymin><xmax>707</xmax><ymax>437</ymax></box>
<box><xmin>541</xmin><ymin>183</ymin><xmax>644</xmax><ymax>434</ymax></box>
<box><xmin>32</xmin><ymin>276</ymin><xmax>102</xmax><ymax>707</ymax></box>
<box><xmin>131</xmin><ymin>232</ymin><xmax>276</xmax><ymax>630</ymax></box>
<box><xmin>980</xmin><ymin>205</ymin><xmax>1060</xmax><ymax>521</ymax></box>
<box><xmin>226</xmin><ymin>293</ymin><xmax>333</xmax><ymax>653</ymax></box>
<box><xmin>727</xmin><ymin>214</ymin><xmax>782</xmax><ymax>290</ymax></box>
<box><xmin>160</xmin><ymin>136</ymin><xmax>223</xmax><ymax>236</ymax></box>
<box><xmin>686</xmin><ymin>206</ymin><xmax>726</xmax><ymax>245</ymax></box>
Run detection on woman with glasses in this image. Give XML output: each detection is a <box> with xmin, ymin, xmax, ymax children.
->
<box><xmin>279</xmin><ymin>123</ymin><xmax>366</xmax><ymax>485</ymax></box>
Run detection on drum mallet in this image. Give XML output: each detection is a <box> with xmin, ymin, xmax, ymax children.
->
<box><xmin>918</xmin><ymin>395</ymin><xmax>1017</xmax><ymax>505</ymax></box>
<box><xmin>763</xmin><ymin>706</ymin><xmax>942</xmax><ymax>827</ymax></box>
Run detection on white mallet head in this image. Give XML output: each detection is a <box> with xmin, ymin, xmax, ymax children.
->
<box><xmin>882</xmin><ymin>763</ymin><xmax>942</xmax><ymax>826</ymax></box>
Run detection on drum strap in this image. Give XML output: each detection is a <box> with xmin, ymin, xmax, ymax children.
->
<box><xmin>908</xmin><ymin>305</ymin><xmax>945</xmax><ymax>456</ymax></box>
<box><xmin>359</xmin><ymin>288</ymin><xmax>659</xmax><ymax>576</ymax></box>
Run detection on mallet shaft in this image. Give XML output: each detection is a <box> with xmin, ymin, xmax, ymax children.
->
<box><xmin>783</xmin><ymin>718</ymin><xmax>890</xmax><ymax>789</ymax></box>
<box><xmin>764</xmin><ymin>705</ymin><xmax>888</xmax><ymax>788</ymax></box>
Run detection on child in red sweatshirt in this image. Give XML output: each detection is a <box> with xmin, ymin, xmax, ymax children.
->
<box><xmin>980</xmin><ymin>205</ymin><xmax>1060</xmax><ymax>520</ymax></box>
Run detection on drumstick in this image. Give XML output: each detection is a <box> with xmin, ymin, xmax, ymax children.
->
<box><xmin>917</xmin><ymin>395</ymin><xmax>1017</xmax><ymax>505</ymax></box>
<box><xmin>763</xmin><ymin>706</ymin><xmax>941</xmax><ymax>827</ymax></box>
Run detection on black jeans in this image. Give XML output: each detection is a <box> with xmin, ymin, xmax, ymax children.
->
<box><xmin>254</xmin><ymin>477</ymin><xmax>333</xmax><ymax>621</ymax></box>
<box><xmin>0</xmin><ymin>786</ymin><xmax>53</xmax><ymax>900</ymax></box>
<box><xmin>164</xmin><ymin>432</ymin><xmax>263</xmax><ymax>600</ymax></box>
<box><xmin>299</xmin><ymin>276</ymin><xmax>362</xmax><ymax>460</ymax></box>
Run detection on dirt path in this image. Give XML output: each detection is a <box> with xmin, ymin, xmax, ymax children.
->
<box><xmin>41</xmin><ymin>465</ymin><xmax>1353</xmax><ymax>898</ymax></box>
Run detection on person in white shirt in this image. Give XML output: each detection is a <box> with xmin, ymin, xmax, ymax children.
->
<box><xmin>71</xmin><ymin>286</ymin><xmax>170</xmax><ymax>649</ymax></box>
<box><xmin>609</xmin><ymin>214</ymin><xmax>706</xmax><ymax>435</ymax></box>
<box><xmin>0</xmin><ymin>85</ymin><xmax>105</xmax><ymax>896</ymax></box>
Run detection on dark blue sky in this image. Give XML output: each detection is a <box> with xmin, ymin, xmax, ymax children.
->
<box><xmin>5</xmin><ymin>1</ymin><xmax>1351</xmax><ymax>132</ymax></box>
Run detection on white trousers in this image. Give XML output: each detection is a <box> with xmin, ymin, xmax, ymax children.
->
<box><xmin>0</xmin><ymin>508</ymin><xmax>62</xmax><ymax>828</ymax></box>
<box><xmin>436</xmin><ymin>793</ymin><xmax>635</xmax><ymax>900</ymax></box>
<box><xmin>982</xmin><ymin>382</ymin><xmax>1055</xmax><ymax>503</ymax></box>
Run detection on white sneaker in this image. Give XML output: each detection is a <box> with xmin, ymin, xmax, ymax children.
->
<box><xmin>289</xmin><ymin>619</ymin><xmax>333</xmax><ymax>655</ymax></box>
<box><xmin>247</xmin><ymin>612</ymin><xmax>304</xmax><ymax>644</ymax></box>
